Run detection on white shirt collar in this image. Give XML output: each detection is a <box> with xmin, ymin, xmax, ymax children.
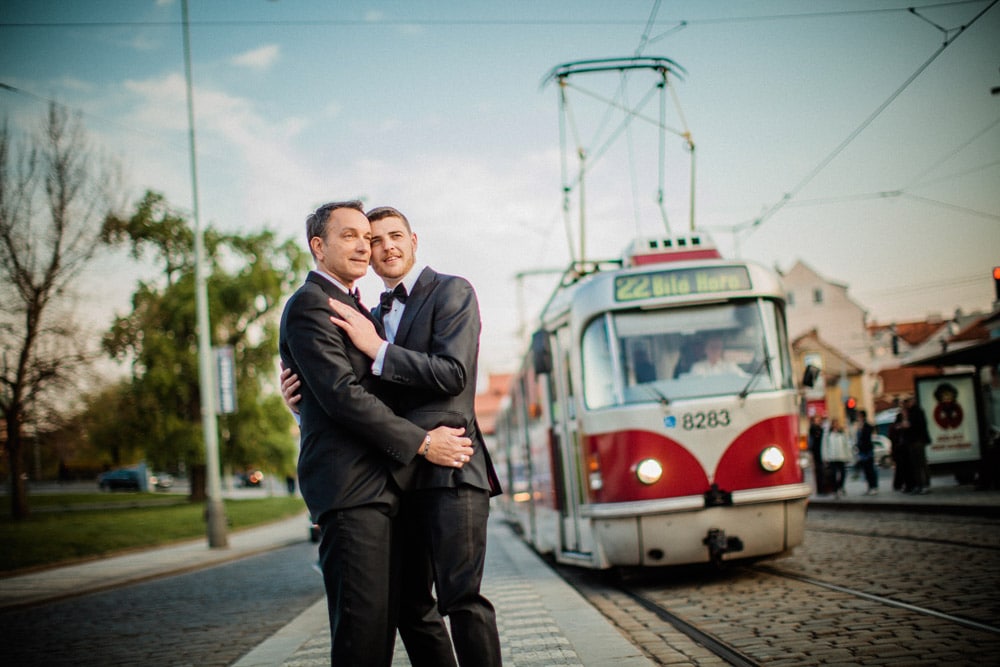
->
<box><xmin>385</xmin><ymin>263</ymin><xmax>426</xmax><ymax>296</ymax></box>
<box><xmin>315</xmin><ymin>268</ymin><xmax>354</xmax><ymax>295</ymax></box>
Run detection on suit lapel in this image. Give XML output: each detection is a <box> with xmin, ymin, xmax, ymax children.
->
<box><xmin>307</xmin><ymin>271</ymin><xmax>386</xmax><ymax>339</ymax></box>
<box><xmin>394</xmin><ymin>266</ymin><xmax>437</xmax><ymax>346</ymax></box>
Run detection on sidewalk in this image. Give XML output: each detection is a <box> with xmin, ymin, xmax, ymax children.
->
<box><xmin>0</xmin><ymin>512</ymin><xmax>311</xmax><ymax>610</ymax></box>
<box><xmin>807</xmin><ymin>467</ymin><xmax>1000</xmax><ymax>515</ymax></box>
<box><xmin>235</xmin><ymin>515</ymin><xmax>654</xmax><ymax>667</ymax></box>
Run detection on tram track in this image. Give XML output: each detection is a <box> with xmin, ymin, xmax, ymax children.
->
<box><xmin>571</xmin><ymin>560</ymin><xmax>1000</xmax><ymax>666</ymax></box>
<box><xmin>555</xmin><ymin>507</ymin><xmax>1000</xmax><ymax>665</ymax></box>
<box><xmin>805</xmin><ymin>524</ymin><xmax>1000</xmax><ymax>551</ymax></box>
<box><xmin>751</xmin><ymin>563</ymin><xmax>1000</xmax><ymax>637</ymax></box>
<box><xmin>617</xmin><ymin>584</ymin><xmax>763</xmax><ymax>667</ymax></box>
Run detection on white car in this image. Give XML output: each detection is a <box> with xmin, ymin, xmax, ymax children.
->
<box><xmin>872</xmin><ymin>434</ymin><xmax>893</xmax><ymax>468</ymax></box>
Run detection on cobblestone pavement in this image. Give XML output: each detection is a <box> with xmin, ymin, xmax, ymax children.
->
<box><xmin>0</xmin><ymin>541</ymin><xmax>323</xmax><ymax>667</ymax></box>
<box><xmin>563</xmin><ymin>508</ymin><xmax>1000</xmax><ymax>665</ymax></box>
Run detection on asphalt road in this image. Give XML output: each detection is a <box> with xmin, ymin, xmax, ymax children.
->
<box><xmin>0</xmin><ymin>540</ymin><xmax>323</xmax><ymax>667</ymax></box>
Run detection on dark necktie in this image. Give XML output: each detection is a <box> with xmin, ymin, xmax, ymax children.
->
<box><xmin>379</xmin><ymin>284</ymin><xmax>407</xmax><ymax>312</ymax></box>
<box><xmin>350</xmin><ymin>288</ymin><xmax>365</xmax><ymax>312</ymax></box>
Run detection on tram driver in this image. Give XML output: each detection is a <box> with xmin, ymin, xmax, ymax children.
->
<box><xmin>688</xmin><ymin>333</ymin><xmax>747</xmax><ymax>377</ymax></box>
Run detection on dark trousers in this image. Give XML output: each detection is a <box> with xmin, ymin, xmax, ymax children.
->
<box><xmin>828</xmin><ymin>461</ymin><xmax>847</xmax><ymax>492</ymax></box>
<box><xmin>400</xmin><ymin>486</ymin><xmax>501</xmax><ymax>667</ymax></box>
<box><xmin>908</xmin><ymin>441</ymin><xmax>929</xmax><ymax>490</ymax></box>
<box><xmin>810</xmin><ymin>448</ymin><xmax>824</xmax><ymax>492</ymax></box>
<box><xmin>318</xmin><ymin>505</ymin><xmax>399</xmax><ymax>667</ymax></box>
<box><xmin>397</xmin><ymin>499</ymin><xmax>457</xmax><ymax>667</ymax></box>
<box><xmin>858</xmin><ymin>455</ymin><xmax>878</xmax><ymax>490</ymax></box>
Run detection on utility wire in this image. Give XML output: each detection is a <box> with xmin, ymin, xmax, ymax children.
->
<box><xmin>742</xmin><ymin>0</ymin><xmax>997</xmax><ymax>234</ymax></box>
<box><xmin>633</xmin><ymin>0</ymin><xmax>663</xmax><ymax>56</ymax></box>
<box><xmin>856</xmin><ymin>272</ymin><xmax>991</xmax><ymax>299</ymax></box>
<box><xmin>0</xmin><ymin>2</ymin><xmax>986</xmax><ymax>29</ymax></box>
<box><xmin>901</xmin><ymin>115</ymin><xmax>1000</xmax><ymax>190</ymax></box>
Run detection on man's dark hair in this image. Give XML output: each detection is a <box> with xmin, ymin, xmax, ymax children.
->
<box><xmin>306</xmin><ymin>200</ymin><xmax>365</xmax><ymax>252</ymax></box>
<box><xmin>366</xmin><ymin>205</ymin><xmax>412</xmax><ymax>233</ymax></box>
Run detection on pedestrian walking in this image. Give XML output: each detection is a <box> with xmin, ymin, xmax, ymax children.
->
<box><xmin>855</xmin><ymin>410</ymin><xmax>879</xmax><ymax>495</ymax></box>
<box><xmin>822</xmin><ymin>419</ymin><xmax>852</xmax><ymax>498</ymax></box>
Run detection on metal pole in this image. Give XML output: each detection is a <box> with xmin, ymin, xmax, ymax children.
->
<box><xmin>182</xmin><ymin>0</ymin><xmax>227</xmax><ymax>548</ymax></box>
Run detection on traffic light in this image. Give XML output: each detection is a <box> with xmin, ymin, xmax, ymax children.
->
<box><xmin>993</xmin><ymin>266</ymin><xmax>1000</xmax><ymax>301</ymax></box>
<box><xmin>845</xmin><ymin>396</ymin><xmax>857</xmax><ymax>422</ymax></box>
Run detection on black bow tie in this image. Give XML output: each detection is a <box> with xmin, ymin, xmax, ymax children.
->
<box><xmin>379</xmin><ymin>284</ymin><xmax>407</xmax><ymax>312</ymax></box>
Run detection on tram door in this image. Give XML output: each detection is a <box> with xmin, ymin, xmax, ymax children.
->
<box><xmin>549</xmin><ymin>325</ymin><xmax>589</xmax><ymax>557</ymax></box>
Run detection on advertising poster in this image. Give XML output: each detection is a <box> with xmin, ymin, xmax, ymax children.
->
<box><xmin>916</xmin><ymin>374</ymin><xmax>980</xmax><ymax>464</ymax></box>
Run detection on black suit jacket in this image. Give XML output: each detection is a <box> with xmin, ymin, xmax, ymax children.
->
<box><xmin>376</xmin><ymin>267</ymin><xmax>501</xmax><ymax>496</ymax></box>
<box><xmin>279</xmin><ymin>272</ymin><xmax>426</xmax><ymax>521</ymax></box>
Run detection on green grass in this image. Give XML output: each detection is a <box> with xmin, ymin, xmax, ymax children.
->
<box><xmin>0</xmin><ymin>495</ymin><xmax>307</xmax><ymax>575</ymax></box>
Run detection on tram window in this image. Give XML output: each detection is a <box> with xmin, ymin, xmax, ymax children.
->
<box><xmin>581</xmin><ymin>318</ymin><xmax>614</xmax><ymax>409</ymax></box>
<box><xmin>581</xmin><ymin>300</ymin><xmax>789</xmax><ymax>407</ymax></box>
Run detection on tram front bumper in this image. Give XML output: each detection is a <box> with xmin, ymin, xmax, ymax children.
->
<box><xmin>586</xmin><ymin>484</ymin><xmax>809</xmax><ymax>567</ymax></box>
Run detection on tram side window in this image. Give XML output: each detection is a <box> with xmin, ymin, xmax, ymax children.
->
<box><xmin>582</xmin><ymin>317</ymin><xmax>615</xmax><ymax>409</ymax></box>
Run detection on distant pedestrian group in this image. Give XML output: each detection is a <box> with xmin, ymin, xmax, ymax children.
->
<box><xmin>810</xmin><ymin>410</ymin><xmax>879</xmax><ymax>498</ymax></box>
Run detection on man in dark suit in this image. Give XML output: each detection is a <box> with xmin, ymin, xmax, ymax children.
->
<box><xmin>278</xmin><ymin>200</ymin><xmax>474</xmax><ymax>667</ymax></box>
<box><xmin>285</xmin><ymin>206</ymin><xmax>502</xmax><ymax>667</ymax></box>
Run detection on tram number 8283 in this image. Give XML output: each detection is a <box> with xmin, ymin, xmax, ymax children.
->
<box><xmin>681</xmin><ymin>410</ymin><xmax>732</xmax><ymax>429</ymax></box>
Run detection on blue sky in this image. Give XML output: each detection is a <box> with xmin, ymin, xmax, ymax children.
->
<box><xmin>2</xmin><ymin>0</ymin><xmax>998</xmax><ymax>375</ymax></box>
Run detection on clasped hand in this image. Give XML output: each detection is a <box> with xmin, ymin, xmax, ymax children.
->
<box><xmin>425</xmin><ymin>427</ymin><xmax>475</xmax><ymax>469</ymax></box>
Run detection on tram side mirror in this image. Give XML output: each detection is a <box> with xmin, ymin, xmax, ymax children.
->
<box><xmin>531</xmin><ymin>329</ymin><xmax>553</xmax><ymax>375</ymax></box>
<box><xmin>801</xmin><ymin>364</ymin><xmax>819</xmax><ymax>388</ymax></box>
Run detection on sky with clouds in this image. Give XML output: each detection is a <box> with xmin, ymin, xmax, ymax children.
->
<box><xmin>2</xmin><ymin>0</ymin><xmax>998</xmax><ymax>377</ymax></box>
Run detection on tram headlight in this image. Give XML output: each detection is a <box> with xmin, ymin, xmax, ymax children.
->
<box><xmin>759</xmin><ymin>446</ymin><xmax>785</xmax><ymax>472</ymax></box>
<box><xmin>635</xmin><ymin>458</ymin><xmax>663</xmax><ymax>485</ymax></box>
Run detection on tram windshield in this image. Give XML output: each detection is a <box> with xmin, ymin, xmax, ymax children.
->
<box><xmin>581</xmin><ymin>299</ymin><xmax>792</xmax><ymax>408</ymax></box>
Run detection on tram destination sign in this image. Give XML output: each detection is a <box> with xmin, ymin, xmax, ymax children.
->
<box><xmin>614</xmin><ymin>265</ymin><xmax>752</xmax><ymax>302</ymax></box>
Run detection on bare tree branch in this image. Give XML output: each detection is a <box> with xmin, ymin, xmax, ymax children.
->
<box><xmin>0</xmin><ymin>103</ymin><xmax>116</xmax><ymax>518</ymax></box>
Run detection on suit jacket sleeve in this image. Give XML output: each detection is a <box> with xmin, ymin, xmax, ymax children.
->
<box><xmin>284</xmin><ymin>284</ymin><xmax>425</xmax><ymax>465</ymax></box>
<box><xmin>379</xmin><ymin>277</ymin><xmax>479</xmax><ymax>396</ymax></box>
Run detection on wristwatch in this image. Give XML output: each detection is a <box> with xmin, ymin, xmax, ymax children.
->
<box><xmin>418</xmin><ymin>433</ymin><xmax>431</xmax><ymax>457</ymax></box>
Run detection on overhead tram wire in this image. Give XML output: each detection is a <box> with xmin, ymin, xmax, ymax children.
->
<box><xmin>2</xmin><ymin>3</ymin><xmax>988</xmax><ymax>30</ymax></box>
<box><xmin>907</xmin><ymin>158</ymin><xmax>1000</xmax><ymax>190</ymax></box>
<box><xmin>621</xmin><ymin>73</ymin><xmax>646</xmax><ymax>238</ymax></box>
<box><xmin>739</xmin><ymin>0</ymin><xmax>999</xmax><ymax>238</ymax></box>
<box><xmin>901</xmin><ymin>114</ymin><xmax>1000</xmax><ymax>190</ymax></box>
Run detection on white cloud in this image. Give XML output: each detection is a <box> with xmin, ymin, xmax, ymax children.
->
<box><xmin>230</xmin><ymin>44</ymin><xmax>280</xmax><ymax>70</ymax></box>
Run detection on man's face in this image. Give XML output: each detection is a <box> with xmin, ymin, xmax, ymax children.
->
<box><xmin>311</xmin><ymin>207</ymin><xmax>371</xmax><ymax>286</ymax></box>
<box><xmin>370</xmin><ymin>215</ymin><xmax>417</xmax><ymax>285</ymax></box>
<box><xmin>704</xmin><ymin>337</ymin><xmax>724</xmax><ymax>362</ymax></box>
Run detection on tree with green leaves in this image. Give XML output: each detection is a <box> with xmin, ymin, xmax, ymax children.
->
<box><xmin>100</xmin><ymin>191</ymin><xmax>309</xmax><ymax>485</ymax></box>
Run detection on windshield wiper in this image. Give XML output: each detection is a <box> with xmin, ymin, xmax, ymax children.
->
<box><xmin>738</xmin><ymin>355</ymin><xmax>772</xmax><ymax>400</ymax></box>
<box><xmin>644</xmin><ymin>383</ymin><xmax>671</xmax><ymax>406</ymax></box>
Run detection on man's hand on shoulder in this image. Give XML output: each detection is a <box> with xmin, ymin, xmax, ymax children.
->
<box><xmin>328</xmin><ymin>298</ymin><xmax>383</xmax><ymax>358</ymax></box>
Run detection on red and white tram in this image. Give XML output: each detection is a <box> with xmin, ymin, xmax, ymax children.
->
<box><xmin>495</xmin><ymin>234</ymin><xmax>810</xmax><ymax>568</ymax></box>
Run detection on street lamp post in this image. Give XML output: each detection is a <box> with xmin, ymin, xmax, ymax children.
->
<box><xmin>181</xmin><ymin>0</ymin><xmax>227</xmax><ymax>548</ymax></box>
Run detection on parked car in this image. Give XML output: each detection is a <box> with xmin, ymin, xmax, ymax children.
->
<box><xmin>98</xmin><ymin>468</ymin><xmax>143</xmax><ymax>491</ymax></box>
<box><xmin>872</xmin><ymin>434</ymin><xmax>893</xmax><ymax>468</ymax></box>
<box><xmin>235</xmin><ymin>470</ymin><xmax>264</xmax><ymax>488</ymax></box>
<box><xmin>150</xmin><ymin>471</ymin><xmax>174</xmax><ymax>491</ymax></box>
